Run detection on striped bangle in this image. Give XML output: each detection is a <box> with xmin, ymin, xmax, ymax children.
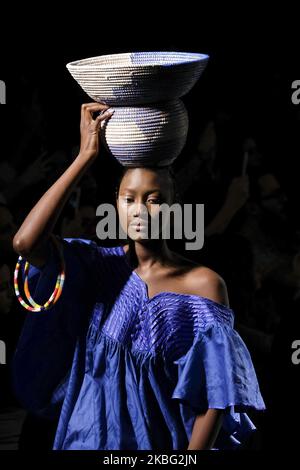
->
<box><xmin>14</xmin><ymin>235</ymin><xmax>66</xmax><ymax>312</ymax></box>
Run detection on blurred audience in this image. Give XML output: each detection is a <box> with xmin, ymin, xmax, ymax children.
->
<box><xmin>0</xmin><ymin>78</ymin><xmax>298</xmax><ymax>450</ymax></box>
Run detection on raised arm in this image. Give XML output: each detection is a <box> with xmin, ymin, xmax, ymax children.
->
<box><xmin>13</xmin><ymin>103</ymin><xmax>114</xmax><ymax>268</ymax></box>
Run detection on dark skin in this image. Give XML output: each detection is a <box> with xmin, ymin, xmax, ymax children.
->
<box><xmin>117</xmin><ymin>168</ymin><xmax>229</xmax><ymax>303</ymax></box>
<box><xmin>13</xmin><ymin>103</ymin><xmax>228</xmax><ymax>450</ymax></box>
<box><xmin>13</xmin><ymin>103</ymin><xmax>114</xmax><ymax>265</ymax></box>
<box><xmin>117</xmin><ymin>168</ymin><xmax>226</xmax><ymax>449</ymax></box>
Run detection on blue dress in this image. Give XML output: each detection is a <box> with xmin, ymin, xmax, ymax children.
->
<box><xmin>13</xmin><ymin>237</ymin><xmax>266</xmax><ymax>450</ymax></box>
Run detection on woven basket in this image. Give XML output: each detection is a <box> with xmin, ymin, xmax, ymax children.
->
<box><xmin>66</xmin><ymin>51</ymin><xmax>209</xmax><ymax>106</ymax></box>
<box><xmin>100</xmin><ymin>100</ymin><xmax>188</xmax><ymax>167</ymax></box>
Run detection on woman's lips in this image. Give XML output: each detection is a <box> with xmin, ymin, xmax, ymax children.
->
<box><xmin>130</xmin><ymin>222</ymin><xmax>148</xmax><ymax>230</ymax></box>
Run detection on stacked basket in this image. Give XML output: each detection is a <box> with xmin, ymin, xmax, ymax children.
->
<box><xmin>66</xmin><ymin>51</ymin><xmax>209</xmax><ymax>167</ymax></box>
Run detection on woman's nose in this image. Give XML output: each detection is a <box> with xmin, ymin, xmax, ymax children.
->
<box><xmin>132</xmin><ymin>202</ymin><xmax>148</xmax><ymax>218</ymax></box>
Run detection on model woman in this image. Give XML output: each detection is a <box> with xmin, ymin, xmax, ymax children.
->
<box><xmin>12</xmin><ymin>103</ymin><xmax>265</xmax><ymax>450</ymax></box>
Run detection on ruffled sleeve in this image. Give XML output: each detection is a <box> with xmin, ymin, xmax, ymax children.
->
<box><xmin>12</xmin><ymin>237</ymin><xmax>105</xmax><ymax>417</ymax></box>
<box><xmin>171</xmin><ymin>315</ymin><xmax>266</xmax><ymax>449</ymax></box>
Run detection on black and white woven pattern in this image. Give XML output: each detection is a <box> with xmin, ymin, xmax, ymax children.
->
<box><xmin>66</xmin><ymin>51</ymin><xmax>209</xmax><ymax>106</ymax></box>
<box><xmin>67</xmin><ymin>51</ymin><xmax>209</xmax><ymax>166</ymax></box>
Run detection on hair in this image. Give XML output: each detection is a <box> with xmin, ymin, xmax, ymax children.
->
<box><xmin>114</xmin><ymin>164</ymin><xmax>181</xmax><ymax>204</ymax></box>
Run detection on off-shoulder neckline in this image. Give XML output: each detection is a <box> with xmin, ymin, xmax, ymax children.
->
<box><xmin>117</xmin><ymin>245</ymin><xmax>234</xmax><ymax>313</ymax></box>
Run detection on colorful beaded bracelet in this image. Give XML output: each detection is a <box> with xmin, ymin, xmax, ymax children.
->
<box><xmin>14</xmin><ymin>235</ymin><xmax>66</xmax><ymax>312</ymax></box>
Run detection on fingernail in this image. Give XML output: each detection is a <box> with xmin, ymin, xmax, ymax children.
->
<box><xmin>106</xmin><ymin>108</ymin><xmax>115</xmax><ymax>114</ymax></box>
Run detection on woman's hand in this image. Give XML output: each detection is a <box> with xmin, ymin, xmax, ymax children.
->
<box><xmin>13</xmin><ymin>103</ymin><xmax>114</xmax><ymax>267</ymax></box>
<box><xmin>79</xmin><ymin>102</ymin><xmax>114</xmax><ymax>159</ymax></box>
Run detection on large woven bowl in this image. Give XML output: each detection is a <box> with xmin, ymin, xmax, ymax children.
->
<box><xmin>100</xmin><ymin>100</ymin><xmax>188</xmax><ymax>167</ymax></box>
<box><xmin>66</xmin><ymin>51</ymin><xmax>209</xmax><ymax>106</ymax></box>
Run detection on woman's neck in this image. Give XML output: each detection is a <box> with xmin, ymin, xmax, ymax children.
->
<box><xmin>128</xmin><ymin>240</ymin><xmax>174</xmax><ymax>271</ymax></box>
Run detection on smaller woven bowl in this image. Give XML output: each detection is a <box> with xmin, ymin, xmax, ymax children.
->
<box><xmin>101</xmin><ymin>100</ymin><xmax>188</xmax><ymax>167</ymax></box>
<box><xmin>66</xmin><ymin>51</ymin><xmax>209</xmax><ymax>106</ymax></box>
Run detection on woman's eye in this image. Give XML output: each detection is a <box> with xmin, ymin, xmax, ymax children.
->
<box><xmin>123</xmin><ymin>198</ymin><xmax>160</xmax><ymax>204</ymax></box>
<box><xmin>147</xmin><ymin>199</ymin><xmax>160</xmax><ymax>204</ymax></box>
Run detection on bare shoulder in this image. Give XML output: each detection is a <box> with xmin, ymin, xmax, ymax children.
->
<box><xmin>185</xmin><ymin>265</ymin><xmax>230</xmax><ymax>307</ymax></box>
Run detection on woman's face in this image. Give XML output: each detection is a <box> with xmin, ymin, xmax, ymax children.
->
<box><xmin>116</xmin><ymin>168</ymin><xmax>173</xmax><ymax>241</ymax></box>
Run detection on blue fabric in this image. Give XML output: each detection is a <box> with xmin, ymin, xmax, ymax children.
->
<box><xmin>12</xmin><ymin>237</ymin><xmax>266</xmax><ymax>450</ymax></box>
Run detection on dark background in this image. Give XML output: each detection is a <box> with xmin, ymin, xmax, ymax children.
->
<box><xmin>1</xmin><ymin>12</ymin><xmax>299</xmax><ymax>197</ymax></box>
<box><xmin>0</xmin><ymin>8</ymin><xmax>299</xmax><ymax>459</ymax></box>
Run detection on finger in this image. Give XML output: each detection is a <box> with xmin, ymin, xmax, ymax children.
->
<box><xmin>97</xmin><ymin>108</ymin><xmax>115</xmax><ymax>120</ymax></box>
<box><xmin>81</xmin><ymin>103</ymin><xmax>109</xmax><ymax>121</ymax></box>
<box><xmin>82</xmin><ymin>102</ymin><xmax>109</xmax><ymax>111</ymax></box>
<box><xmin>84</xmin><ymin>105</ymin><xmax>110</xmax><ymax>123</ymax></box>
<box><xmin>94</xmin><ymin>109</ymin><xmax>115</xmax><ymax>129</ymax></box>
